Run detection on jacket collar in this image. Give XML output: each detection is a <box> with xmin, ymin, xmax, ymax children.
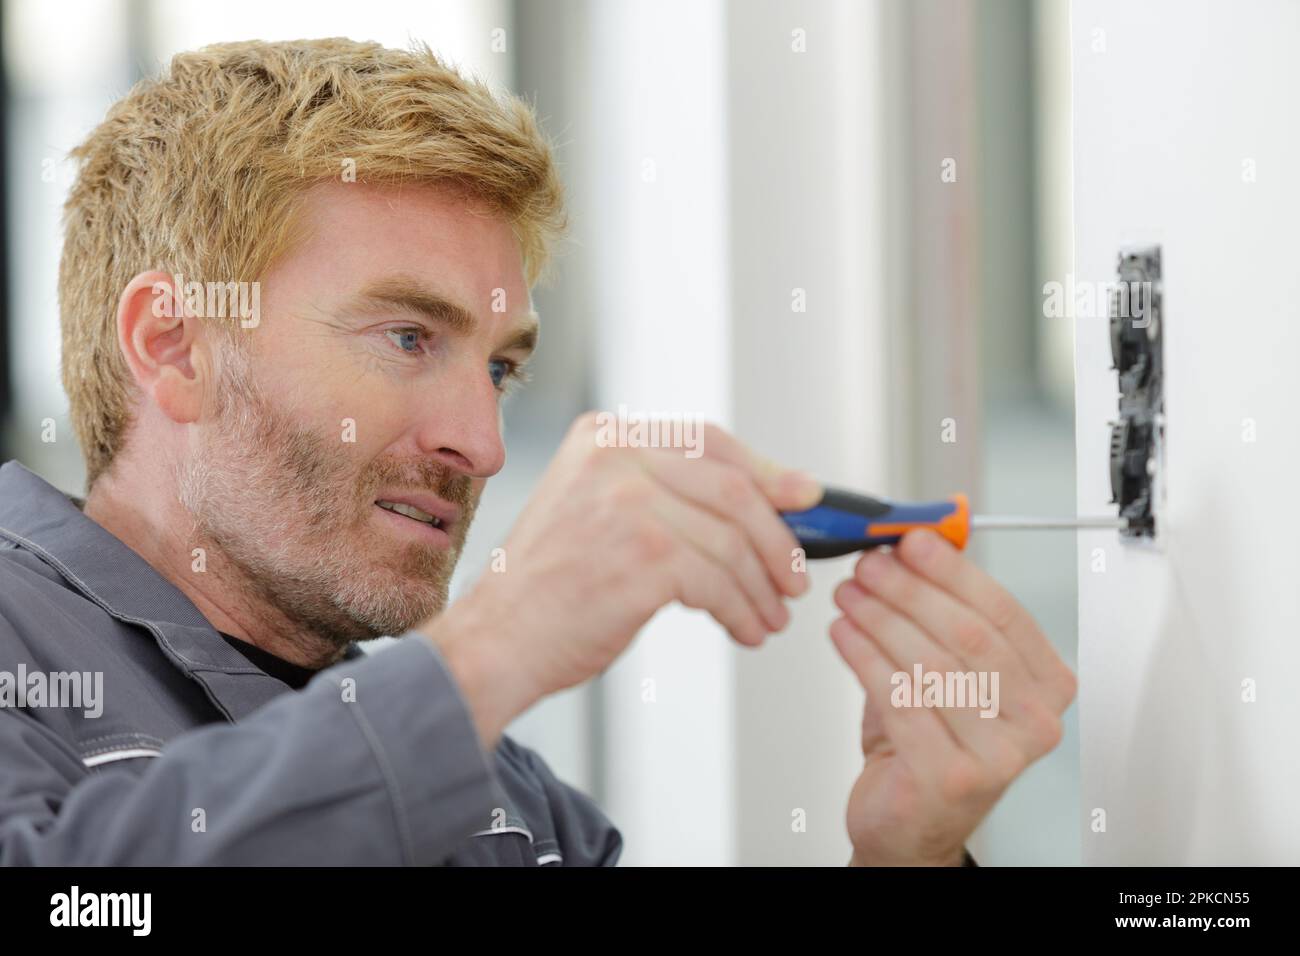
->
<box><xmin>0</xmin><ymin>459</ymin><xmax>362</xmax><ymax>720</ymax></box>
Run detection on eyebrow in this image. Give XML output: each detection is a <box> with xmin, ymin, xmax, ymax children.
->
<box><xmin>347</xmin><ymin>276</ymin><xmax>539</xmax><ymax>355</ymax></box>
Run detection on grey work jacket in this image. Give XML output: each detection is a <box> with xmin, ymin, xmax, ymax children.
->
<box><xmin>0</xmin><ymin>460</ymin><xmax>622</xmax><ymax>866</ymax></box>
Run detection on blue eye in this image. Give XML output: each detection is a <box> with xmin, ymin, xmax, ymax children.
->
<box><xmin>489</xmin><ymin>358</ymin><xmax>513</xmax><ymax>389</ymax></box>
<box><xmin>383</xmin><ymin>327</ymin><xmax>519</xmax><ymax>391</ymax></box>
<box><xmin>386</xmin><ymin>329</ymin><xmax>423</xmax><ymax>353</ymax></box>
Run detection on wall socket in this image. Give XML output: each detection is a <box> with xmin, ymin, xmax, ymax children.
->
<box><xmin>1108</xmin><ymin>245</ymin><xmax>1164</xmax><ymax>540</ymax></box>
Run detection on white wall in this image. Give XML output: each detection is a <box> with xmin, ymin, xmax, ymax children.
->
<box><xmin>1073</xmin><ymin>0</ymin><xmax>1300</xmax><ymax>864</ymax></box>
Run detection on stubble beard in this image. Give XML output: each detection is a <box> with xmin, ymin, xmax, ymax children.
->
<box><xmin>177</xmin><ymin>342</ymin><xmax>478</xmax><ymax>654</ymax></box>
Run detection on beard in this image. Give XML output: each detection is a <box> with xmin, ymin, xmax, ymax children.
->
<box><xmin>177</xmin><ymin>341</ymin><xmax>478</xmax><ymax>653</ymax></box>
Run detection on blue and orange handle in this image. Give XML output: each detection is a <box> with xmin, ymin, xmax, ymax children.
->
<box><xmin>780</xmin><ymin>487</ymin><xmax>970</xmax><ymax>559</ymax></box>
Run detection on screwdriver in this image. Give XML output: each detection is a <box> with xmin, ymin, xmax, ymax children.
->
<box><xmin>780</xmin><ymin>487</ymin><xmax>1129</xmax><ymax>559</ymax></box>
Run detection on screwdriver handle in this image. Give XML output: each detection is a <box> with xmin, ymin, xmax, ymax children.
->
<box><xmin>780</xmin><ymin>488</ymin><xmax>970</xmax><ymax>559</ymax></box>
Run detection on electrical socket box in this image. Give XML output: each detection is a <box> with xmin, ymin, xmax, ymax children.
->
<box><xmin>1108</xmin><ymin>245</ymin><xmax>1164</xmax><ymax>539</ymax></box>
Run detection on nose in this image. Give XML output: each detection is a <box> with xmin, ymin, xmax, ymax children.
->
<box><xmin>412</xmin><ymin>362</ymin><xmax>507</xmax><ymax>478</ymax></box>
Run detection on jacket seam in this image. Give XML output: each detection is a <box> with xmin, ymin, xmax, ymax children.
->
<box><xmin>79</xmin><ymin>733</ymin><xmax>166</xmax><ymax>753</ymax></box>
<box><xmin>321</xmin><ymin>672</ymin><xmax>416</xmax><ymax>866</ymax></box>
<box><xmin>472</xmin><ymin>824</ymin><xmax>534</xmax><ymax>841</ymax></box>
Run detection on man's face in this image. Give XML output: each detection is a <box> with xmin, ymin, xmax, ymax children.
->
<box><xmin>178</xmin><ymin>182</ymin><xmax>535</xmax><ymax>646</ymax></box>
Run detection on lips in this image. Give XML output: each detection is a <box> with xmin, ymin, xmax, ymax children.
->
<box><xmin>376</xmin><ymin>500</ymin><xmax>442</xmax><ymax>527</ymax></box>
<box><xmin>373</xmin><ymin>491</ymin><xmax>460</xmax><ymax>532</ymax></box>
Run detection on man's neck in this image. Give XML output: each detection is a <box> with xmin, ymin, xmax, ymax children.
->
<box><xmin>83</xmin><ymin>465</ymin><xmax>346</xmax><ymax>670</ymax></box>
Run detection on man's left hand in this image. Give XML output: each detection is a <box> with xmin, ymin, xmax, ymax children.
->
<box><xmin>829</xmin><ymin>528</ymin><xmax>1078</xmax><ymax>866</ymax></box>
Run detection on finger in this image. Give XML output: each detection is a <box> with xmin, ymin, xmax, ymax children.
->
<box><xmin>896</xmin><ymin>530</ymin><xmax>1078</xmax><ymax>710</ymax></box>
<box><xmin>641</xmin><ymin>451</ymin><xmax>809</xmax><ymax>598</ymax></box>
<box><xmin>859</xmin><ymin>692</ymin><xmax>890</xmax><ymax>759</ymax></box>
<box><xmin>845</xmin><ymin>556</ymin><xmax>1061</xmax><ymax>759</ymax></box>
<box><xmin>853</xmin><ymin>549</ymin><xmax>1034</xmax><ymax>691</ymax></box>
<box><xmin>669</xmin><ymin>527</ymin><xmax>771</xmax><ymax>647</ymax></box>
<box><xmin>653</xmin><ymin>490</ymin><xmax>789</xmax><ymax>632</ymax></box>
<box><xmin>834</xmin><ymin>580</ymin><xmax>1021</xmax><ymax>768</ymax></box>
<box><xmin>651</xmin><ymin>423</ymin><xmax>822</xmax><ymax>512</ymax></box>
<box><xmin>829</xmin><ymin>615</ymin><xmax>965</xmax><ymax>783</ymax></box>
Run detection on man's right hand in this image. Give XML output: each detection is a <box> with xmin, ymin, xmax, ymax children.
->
<box><xmin>423</xmin><ymin>411</ymin><xmax>821</xmax><ymax>749</ymax></box>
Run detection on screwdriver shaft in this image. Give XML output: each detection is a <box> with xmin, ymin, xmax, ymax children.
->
<box><xmin>971</xmin><ymin>514</ymin><xmax>1129</xmax><ymax>531</ymax></box>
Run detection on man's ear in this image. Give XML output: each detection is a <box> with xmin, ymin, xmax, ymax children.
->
<box><xmin>116</xmin><ymin>270</ymin><xmax>211</xmax><ymax>425</ymax></box>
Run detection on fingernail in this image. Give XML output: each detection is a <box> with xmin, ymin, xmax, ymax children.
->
<box><xmin>905</xmin><ymin>528</ymin><xmax>939</xmax><ymax>558</ymax></box>
<box><xmin>782</xmin><ymin>470</ymin><xmax>823</xmax><ymax>509</ymax></box>
<box><xmin>857</xmin><ymin>550</ymin><xmax>887</xmax><ymax>582</ymax></box>
<box><xmin>772</xmin><ymin>603</ymin><xmax>791</xmax><ymax>631</ymax></box>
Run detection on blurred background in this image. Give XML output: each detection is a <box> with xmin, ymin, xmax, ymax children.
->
<box><xmin>0</xmin><ymin>0</ymin><xmax>1078</xmax><ymax>865</ymax></box>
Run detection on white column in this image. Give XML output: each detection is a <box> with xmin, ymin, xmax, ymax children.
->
<box><xmin>726</xmin><ymin>0</ymin><xmax>895</xmax><ymax>866</ymax></box>
<box><xmin>584</xmin><ymin>0</ymin><xmax>735</xmax><ymax>866</ymax></box>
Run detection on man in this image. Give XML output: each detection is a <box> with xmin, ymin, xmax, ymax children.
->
<box><xmin>0</xmin><ymin>38</ymin><xmax>1075</xmax><ymax>865</ymax></box>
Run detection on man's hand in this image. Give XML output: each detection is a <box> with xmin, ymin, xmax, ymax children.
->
<box><xmin>829</xmin><ymin>528</ymin><xmax>1077</xmax><ymax>866</ymax></box>
<box><xmin>426</xmin><ymin>412</ymin><xmax>821</xmax><ymax>749</ymax></box>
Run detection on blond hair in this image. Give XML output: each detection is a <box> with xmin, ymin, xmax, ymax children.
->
<box><xmin>59</xmin><ymin>37</ymin><xmax>565</xmax><ymax>489</ymax></box>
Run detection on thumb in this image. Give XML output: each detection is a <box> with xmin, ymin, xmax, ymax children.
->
<box><xmin>760</xmin><ymin>466</ymin><xmax>823</xmax><ymax>512</ymax></box>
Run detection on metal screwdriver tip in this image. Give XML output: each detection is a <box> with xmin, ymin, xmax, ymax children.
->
<box><xmin>970</xmin><ymin>515</ymin><xmax>1130</xmax><ymax>531</ymax></box>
